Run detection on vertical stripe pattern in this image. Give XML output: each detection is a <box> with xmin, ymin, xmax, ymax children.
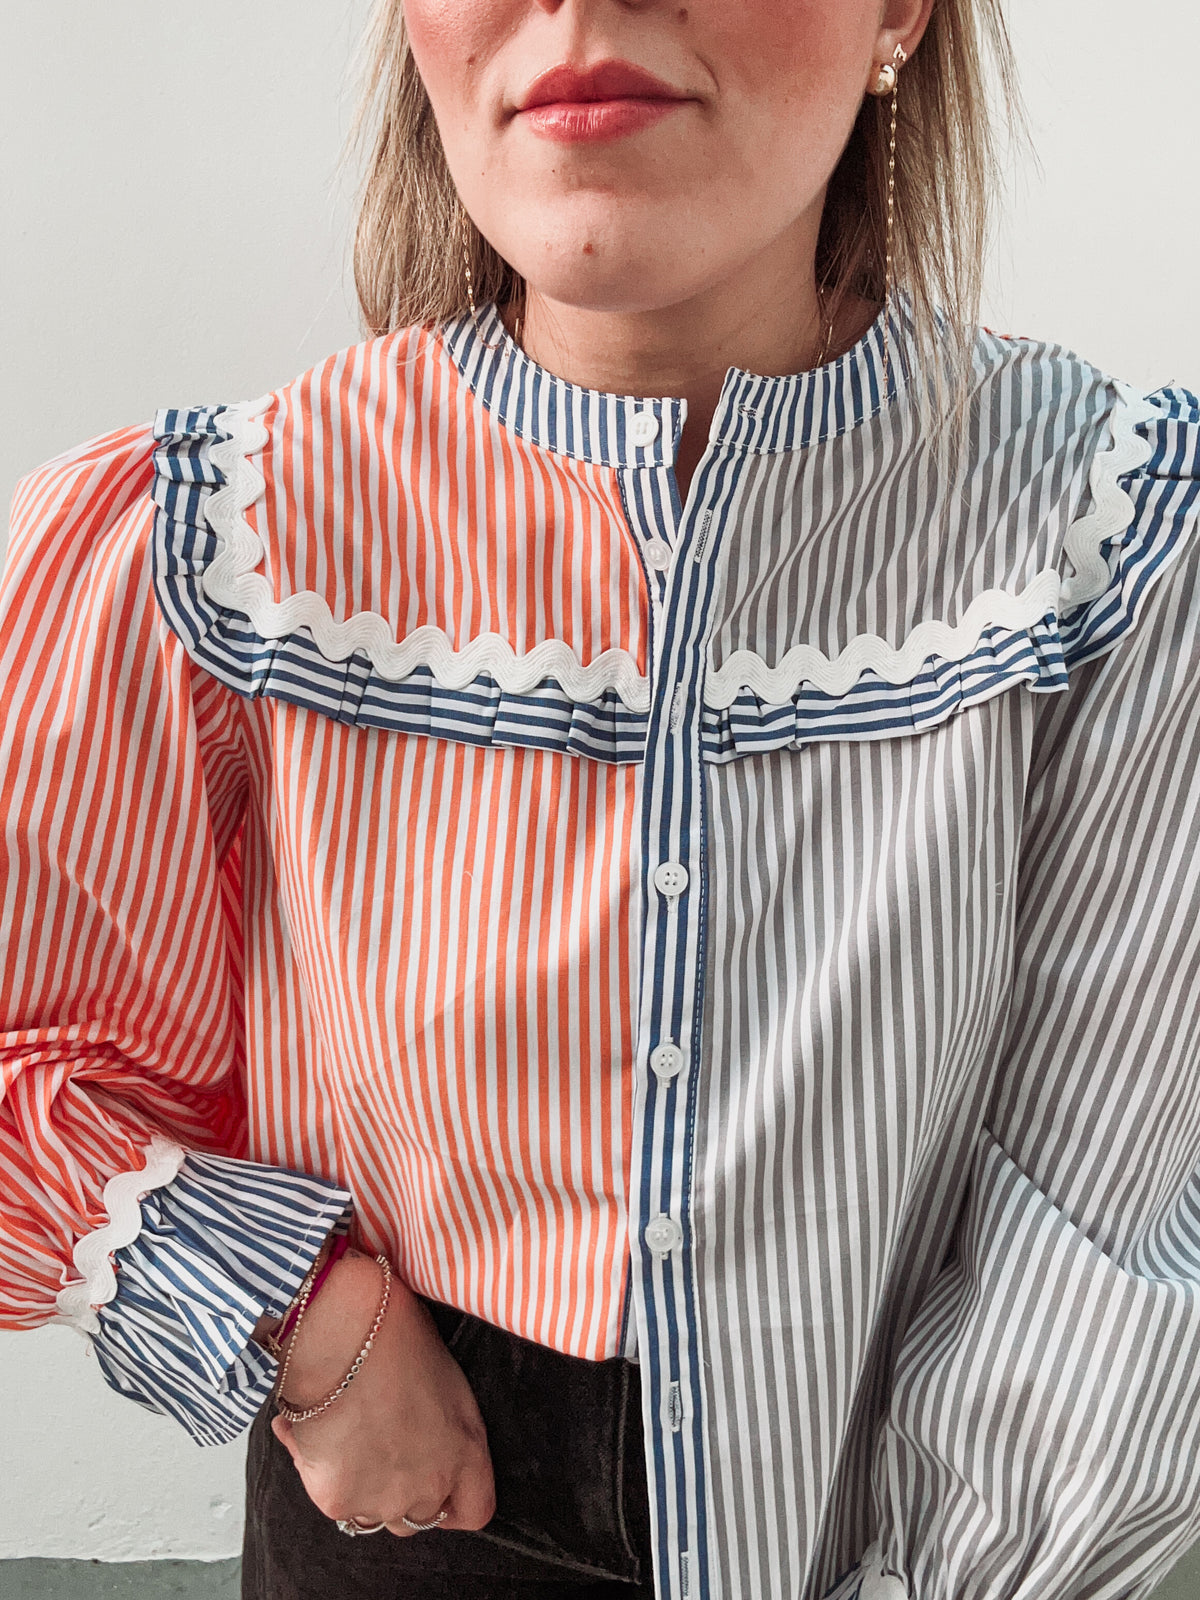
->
<box><xmin>3</xmin><ymin>305</ymin><xmax>1200</xmax><ymax>1600</ymax></box>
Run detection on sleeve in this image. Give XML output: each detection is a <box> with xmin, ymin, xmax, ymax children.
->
<box><xmin>1</xmin><ymin>425</ymin><xmax>353</xmax><ymax>1446</ymax></box>
<box><xmin>853</xmin><ymin>386</ymin><xmax>1200</xmax><ymax>1600</ymax></box>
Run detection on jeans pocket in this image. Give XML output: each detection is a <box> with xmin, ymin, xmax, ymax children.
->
<box><xmin>421</xmin><ymin>1294</ymin><xmax>474</xmax><ymax>1353</ymax></box>
<box><xmin>448</xmin><ymin>1312</ymin><xmax>643</xmax><ymax>1584</ymax></box>
<box><xmin>241</xmin><ymin>1396</ymin><xmax>285</xmax><ymax>1600</ymax></box>
<box><xmin>613</xmin><ymin>1357</ymin><xmax>650</xmax><ymax>1572</ymax></box>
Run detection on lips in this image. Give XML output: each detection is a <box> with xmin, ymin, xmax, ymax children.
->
<box><xmin>514</xmin><ymin>59</ymin><xmax>692</xmax><ymax>144</ymax></box>
<box><xmin>516</xmin><ymin>59</ymin><xmax>689</xmax><ymax>112</ymax></box>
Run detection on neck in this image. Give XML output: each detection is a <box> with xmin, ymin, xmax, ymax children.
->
<box><xmin>512</xmin><ymin>218</ymin><xmax>841</xmax><ymax>501</ymax></box>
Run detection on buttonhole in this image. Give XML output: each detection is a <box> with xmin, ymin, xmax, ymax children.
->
<box><xmin>692</xmin><ymin>509</ymin><xmax>714</xmax><ymax>564</ymax></box>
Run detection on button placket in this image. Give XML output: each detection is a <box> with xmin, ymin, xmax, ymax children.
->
<box><xmin>626</xmin><ymin>458</ymin><xmax>730</xmax><ymax>1600</ymax></box>
<box><xmin>615</xmin><ymin>407</ymin><xmax>681</xmax><ymax>618</ymax></box>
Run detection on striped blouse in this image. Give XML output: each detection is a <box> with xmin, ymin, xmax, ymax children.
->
<box><xmin>3</xmin><ymin>299</ymin><xmax>1200</xmax><ymax>1600</ymax></box>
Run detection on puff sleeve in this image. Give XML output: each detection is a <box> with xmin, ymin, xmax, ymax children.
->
<box><xmin>847</xmin><ymin>386</ymin><xmax>1200</xmax><ymax>1600</ymax></box>
<box><xmin>1</xmin><ymin>425</ymin><xmax>353</xmax><ymax>1445</ymax></box>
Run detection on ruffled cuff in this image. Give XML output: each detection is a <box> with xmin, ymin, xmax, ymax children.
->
<box><xmin>85</xmin><ymin>1147</ymin><xmax>353</xmax><ymax>1446</ymax></box>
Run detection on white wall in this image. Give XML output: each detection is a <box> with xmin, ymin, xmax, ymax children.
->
<box><xmin>1</xmin><ymin>0</ymin><xmax>1198</xmax><ymax>1564</ymax></box>
<box><xmin>982</xmin><ymin>1</ymin><xmax>1200</xmax><ymax>393</ymax></box>
<box><xmin>0</xmin><ymin>1</ymin><xmax>373</xmax><ymax>546</ymax></box>
<box><xmin>0</xmin><ymin>1</ymin><xmax>371</xmax><ymax>1563</ymax></box>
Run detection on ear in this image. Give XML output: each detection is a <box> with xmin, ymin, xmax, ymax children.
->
<box><xmin>870</xmin><ymin>0</ymin><xmax>937</xmax><ymax>86</ymax></box>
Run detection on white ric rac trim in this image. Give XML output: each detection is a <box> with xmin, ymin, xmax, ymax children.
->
<box><xmin>704</xmin><ymin>384</ymin><xmax>1158</xmax><ymax>710</ymax></box>
<box><xmin>54</xmin><ymin>1134</ymin><xmax>186</xmax><ymax>1336</ymax></box>
<box><xmin>201</xmin><ymin>399</ymin><xmax>653</xmax><ymax>714</ymax></box>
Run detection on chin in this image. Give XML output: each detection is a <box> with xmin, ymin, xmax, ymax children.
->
<box><xmin>525</xmin><ymin>275</ymin><xmax>697</xmax><ymax>316</ymax></box>
<box><xmin>498</xmin><ymin>237</ymin><xmax>726</xmax><ymax>317</ymax></box>
<box><xmin>478</xmin><ymin>188</ymin><xmax>732</xmax><ymax>315</ymax></box>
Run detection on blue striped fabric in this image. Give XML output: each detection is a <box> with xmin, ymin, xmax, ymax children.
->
<box><xmin>443</xmin><ymin>312</ymin><xmax>688</xmax><ymax>469</ymax></box>
<box><xmin>150</xmin><ymin>408</ymin><xmax>649</xmax><ymax>764</ymax></box>
<box><xmin>15</xmin><ymin>297</ymin><xmax>1200</xmax><ymax>1600</ymax></box>
<box><xmin>150</xmin><ymin>343</ymin><xmax>1196</xmax><ymax>784</ymax></box>
<box><xmin>91</xmin><ymin>1152</ymin><xmax>352</xmax><ymax>1445</ymax></box>
<box><xmin>622</xmin><ymin>394</ymin><xmax>739</xmax><ymax>1595</ymax></box>
<box><xmin>700</xmin><ymin>620</ymin><xmax>1068</xmax><ymax>762</ymax></box>
<box><xmin>1061</xmin><ymin>384</ymin><xmax>1200</xmax><ymax>668</ymax></box>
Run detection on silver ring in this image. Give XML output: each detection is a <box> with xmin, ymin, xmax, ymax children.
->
<box><xmin>336</xmin><ymin>1517</ymin><xmax>387</xmax><ymax>1536</ymax></box>
<box><xmin>401</xmin><ymin>1507</ymin><xmax>450</xmax><ymax>1532</ymax></box>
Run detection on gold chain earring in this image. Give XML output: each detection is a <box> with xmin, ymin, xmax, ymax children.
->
<box><xmin>868</xmin><ymin>43</ymin><xmax>907</xmax><ymax>392</ymax></box>
<box><xmin>461</xmin><ymin>213</ymin><xmax>523</xmax><ymax>351</ymax></box>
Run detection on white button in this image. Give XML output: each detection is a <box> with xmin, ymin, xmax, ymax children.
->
<box><xmin>644</xmin><ymin>1214</ymin><xmax>683</xmax><ymax>1256</ymax></box>
<box><xmin>652</xmin><ymin>861</ymin><xmax>689</xmax><ymax>897</ymax></box>
<box><xmin>629</xmin><ymin>410</ymin><xmax>660</xmax><ymax>447</ymax></box>
<box><xmin>650</xmin><ymin>1042</ymin><xmax>685</xmax><ymax>1080</ymax></box>
<box><xmin>644</xmin><ymin>539</ymin><xmax>671</xmax><ymax>570</ymax></box>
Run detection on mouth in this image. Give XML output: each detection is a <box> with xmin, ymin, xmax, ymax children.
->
<box><xmin>513</xmin><ymin>59</ymin><xmax>693</xmax><ymax>143</ymax></box>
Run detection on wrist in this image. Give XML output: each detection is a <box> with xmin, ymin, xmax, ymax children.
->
<box><xmin>274</xmin><ymin>1253</ymin><xmax>401</xmax><ymax>1424</ymax></box>
<box><xmin>275</xmin><ymin>1250</ymin><xmax>390</xmax><ymax>1406</ymax></box>
<box><xmin>250</xmin><ymin>1233</ymin><xmax>337</xmax><ymax>1351</ymax></box>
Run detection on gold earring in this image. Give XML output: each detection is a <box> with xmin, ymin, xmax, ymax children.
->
<box><xmin>461</xmin><ymin>213</ymin><xmax>524</xmax><ymax>351</ymax></box>
<box><xmin>868</xmin><ymin>43</ymin><xmax>907</xmax><ymax>392</ymax></box>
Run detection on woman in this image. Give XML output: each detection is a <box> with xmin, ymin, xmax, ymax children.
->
<box><xmin>3</xmin><ymin>1</ymin><xmax>1199</xmax><ymax>1597</ymax></box>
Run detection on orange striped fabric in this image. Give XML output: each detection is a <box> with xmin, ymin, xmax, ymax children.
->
<box><xmin>10</xmin><ymin>303</ymin><xmax>1200</xmax><ymax>1600</ymax></box>
<box><xmin>1</xmin><ymin>328</ymin><xmax>649</xmax><ymax>1359</ymax></box>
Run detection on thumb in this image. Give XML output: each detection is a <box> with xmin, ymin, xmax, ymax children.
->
<box><xmin>271</xmin><ymin>1413</ymin><xmax>301</xmax><ymax>1463</ymax></box>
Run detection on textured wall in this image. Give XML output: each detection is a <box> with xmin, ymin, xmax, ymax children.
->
<box><xmin>1</xmin><ymin>0</ymin><xmax>1197</xmax><ymax>1563</ymax></box>
<box><xmin>0</xmin><ymin>1328</ymin><xmax>243</xmax><ymax>1561</ymax></box>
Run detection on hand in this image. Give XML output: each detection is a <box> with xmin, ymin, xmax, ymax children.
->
<box><xmin>268</xmin><ymin>1251</ymin><xmax>496</xmax><ymax>1537</ymax></box>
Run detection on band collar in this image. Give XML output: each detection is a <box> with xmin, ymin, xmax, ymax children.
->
<box><xmin>439</xmin><ymin>295</ymin><xmax>914</xmax><ymax>469</ymax></box>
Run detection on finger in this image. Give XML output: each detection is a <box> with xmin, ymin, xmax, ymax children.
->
<box><xmin>443</xmin><ymin>1465</ymin><xmax>496</xmax><ymax>1533</ymax></box>
<box><xmin>383</xmin><ymin>1519</ymin><xmax>420</xmax><ymax>1538</ymax></box>
<box><xmin>383</xmin><ymin>1493</ymin><xmax>456</xmax><ymax>1539</ymax></box>
<box><xmin>381</xmin><ymin>1507</ymin><xmax>440</xmax><ymax>1539</ymax></box>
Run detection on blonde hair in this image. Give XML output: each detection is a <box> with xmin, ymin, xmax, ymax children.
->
<box><xmin>351</xmin><ymin>1</ymin><xmax>1018</xmax><ymax>367</ymax></box>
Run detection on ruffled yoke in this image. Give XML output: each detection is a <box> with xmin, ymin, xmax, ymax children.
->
<box><xmin>149</xmin><ymin>305</ymin><xmax>1198</xmax><ymax>769</ymax></box>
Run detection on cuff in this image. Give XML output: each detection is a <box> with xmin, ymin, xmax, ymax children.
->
<box><xmin>90</xmin><ymin>1148</ymin><xmax>353</xmax><ymax>1446</ymax></box>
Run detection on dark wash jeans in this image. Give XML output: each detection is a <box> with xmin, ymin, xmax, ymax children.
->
<box><xmin>242</xmin><ymin>1294</ymin><xmax>656</xmax><ymax>1599</ymax></box>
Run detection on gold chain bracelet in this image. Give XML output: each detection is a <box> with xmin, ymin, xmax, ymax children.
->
<box><xmin>273</xmin><ymin>1254</ymin><xmax>392</xmax><ymax>1425</ymax></box>
<box><xmin>262</xmin><ymin>1249</ymin><xmax>324</xmax><ymax>1361</ymax></box>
